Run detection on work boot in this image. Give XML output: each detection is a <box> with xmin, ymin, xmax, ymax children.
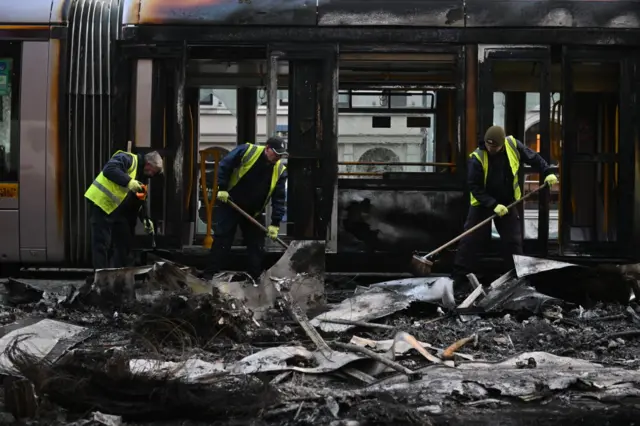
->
<box><xmin>452</xmin><ymin>273</ymin><xmax>474</xmax><ymax>301</ymax></box>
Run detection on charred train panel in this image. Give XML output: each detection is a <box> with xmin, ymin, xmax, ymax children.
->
<box><xmin>65</xmin><ymin>0</ymin><xmax>123</xmax><ymax>265</ymax></box>
<box><xmin>317</xmin><ymin>0</ymin><xmax>465</xmax><ymax>26</ymax></box>
<box><xmin>338</xmin><ymin>190</ymin><xmax>465</xmax><ymax>253</ymax></box>
<box><xmin>466</xmin><ymin>0</ymin><xmax>640</xmax><ymax>28</ymax></box>
<box><xmin>122</xmin><ymin>0</ymin><xmax>316</xmax><ymax>26</ymax></box>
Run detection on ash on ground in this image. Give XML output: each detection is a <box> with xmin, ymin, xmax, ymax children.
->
<box><xmin>0</xmin><ymin>257</ymin><xmax>640</xmax><ymax>425</ymax></box>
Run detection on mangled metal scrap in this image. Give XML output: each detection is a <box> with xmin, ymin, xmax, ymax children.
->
<box><xmin>311</xmin><ymin>287</ymin><xmax>412</xmax><ymax>333</ymax></box>
<box><xmin>281</xmin><ymin>352</ymin><xmax>640</xmax><ymax>405</ymax></box>
<box><xmin>368</xmin><ymin>277</ymin><xmax>455</xmax><ymax>306</ymax></box>
<box><xmin>514</xmin><ymin>255</ymin><xmax>635</xmax><ymax>306</ymax></box>
<box><xmin>0</xmin><ymin>319</ymin><xmax>89</xmax><ymax>375</ymax></box>
<box><xmin>476</xmin><ymin>269</ymin><xmax>563</xmax><ymax>315</ymax></box>
<box><xmin>2</xmin><ymin>279</ymin><xmax>43</xmax><ymax>305</ymax></box>
<box><xmin>463</xmin><ymin>255</ymin><xmax>638</xmax><ymax>317</ymax></box>
<box><xmin>311</xmin><ymin>277</ymin><xmax>454</xmax><ymax>333</ymax></box>
<box><xmin>213</xmin><ymin>240</ymin><xmax>327</xmax><ymax>320</ymax></box>
<box><xmin>130</xmin><ymin>331</ymin><xmax>439</xmax><ymax>382</ymax></box>
<box><xmin>349</xmin><ymin>335</ymin><xmax>473</xmax><ymax>361</ymax></box>
<box><xmin>69</xmin><ymin>261</ymin><xmax>212</xmax><ymax>308</ymax></box>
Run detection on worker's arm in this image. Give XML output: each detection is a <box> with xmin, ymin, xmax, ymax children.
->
<box><xmin>515</xmin><ymin>139</ymin><xmax>552</xmax><ymax>177</ymax></box>
<box><xmin>270</xmin><ymin>170</ymin><xmax>288</xmax><ymax>226</ymax></box>
<box><xmin>467</xmin><ymin>156</ymin><xmax>498</xmax><ymax>209</ymax></box>
<box><xmin>217</xmin><ymin>144</ymin><xmax>250</xmax><ymax>190</ymax></box>
<box><xmin>102</xmin><ymin>152</ymin><xmax>135</xmax><ymax>187</ymax></box>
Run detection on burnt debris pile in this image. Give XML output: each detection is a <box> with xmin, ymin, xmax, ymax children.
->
<box><xmin>1</xmin><ymin>255</ymin><xmax>640</xmax><ymax>424</ymax></box>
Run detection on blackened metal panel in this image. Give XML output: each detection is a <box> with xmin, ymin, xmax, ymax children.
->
<box><xmin>285</xmin><ymin>45</ymin><xmax>338</xmax><ymax>240</ymax></box>
<box><xmin>321</xmin><ymin>47</ymin><xmax>339</xmax><ymax>247</ymax></box>
<box><xmin>288</xmin><ymin>59</ymin><xmax>319</xmax><ymax>239</ymax></box>
<box><xmin>122</xmin><ymin>0</ymin><xmax>316</xmax><ymax>26</ymax></box>
<box><xmin>338</xmin><ymin>189</ymin><xmax>466</xmax><ymax>253</ymax></box>
<box><xmin>559</xmin><ymin>48</ymin><xmax>574</xmax><ymax>253</ymax></box>
<box><xmin>466</xmin><ymin>0</ymin><xmax>640</xmax><ymax>28</ymax></box>
<box><xmin>618</xmin><ymin>55</ymin><xmax>635</xmax><ymax>250</ymax></box>
<box><xmin>538</xmin><ymin>53</ymin><xmax>551</xmax><ymax>255</ymax></box>
<box><xmin>126</xmin><ymin>25</ymin><xmax>640</xmax><ymax>46</ymax></box>
<box><xmin>317</xmin><ymin>0</ymin><xmax>464</xmax><ymax>26</ymax></box>
<box><xmin>633</xmin><ymin>53</ymin><xmax>640</xmax><ymax>256</ymax></box>
<box><xmin>162</xmin><ymin>52</ymin><xmax>187</xmax><ymax>245</ymax></box>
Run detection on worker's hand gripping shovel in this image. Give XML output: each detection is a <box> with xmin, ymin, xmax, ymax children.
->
<box><xmin>136</xmin><ymin>185</ymin><xmax>156</xmax><ymax>249</ymax></box>
<box><xmin>410</xmin><ymin>183</ymin><xmax>549</xmax><ymax>276</ymax></box>
<box><xmin>225</xmin><ymin>199</ymin><xmax>289</xmax><ymax>249</ymax></box>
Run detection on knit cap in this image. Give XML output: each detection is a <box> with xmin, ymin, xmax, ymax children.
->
<box><xmin>484</xmin><ymin>126</ymin><xmax>506</xmax><ymax>146</ymax></box>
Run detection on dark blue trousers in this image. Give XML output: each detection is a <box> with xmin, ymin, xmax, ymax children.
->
<box><xmin>202</xmin><ymin>203</ymin><xmax>265</xmax><ymax>280</ymax></box>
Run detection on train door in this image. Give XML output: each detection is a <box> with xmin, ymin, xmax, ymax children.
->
<box><xmin>478</xmin><ymin>46</ymin><xmax>553</xmax><ymax>256</ymax></box>
<box><xmin>559</xmin><ymin>48</ymin><xmax>634</xmax><ymax>257</ymax></box>
<box><xmin>128</xmin><ymin>49</ymin><xmax>194</xmax><ymax>250</ymax></box>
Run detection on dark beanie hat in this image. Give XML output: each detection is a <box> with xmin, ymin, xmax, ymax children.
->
<box><xmin>484</xmin><ymin>126</ymin><xmax>506</xmax><ymax>146</ymax></box>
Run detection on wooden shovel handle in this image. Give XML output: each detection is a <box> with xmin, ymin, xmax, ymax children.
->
<box><xmin>226</xmin><ymin>200</ymin><xmax>289</xmax><ymax>249</ymax></box>
<box><xmin>421</xmin><ymin>183</ymin><xmax>549</xmax><ymax>260</ymax></box>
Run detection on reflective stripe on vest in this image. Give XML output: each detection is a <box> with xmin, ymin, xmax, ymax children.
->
<box><xmin>469</xmin><ymin>136</ymin><xmax>521</xmax><ymax>206</ymax></box>
<box><xmin>84</xmin><ymin>150</ymin><xmax>138</xmax><ymax>214</ymax></box>
<box><xmin>228</xmin><ymin>143</ymin><xmax>286</xmax><ymax>215</ymax></box>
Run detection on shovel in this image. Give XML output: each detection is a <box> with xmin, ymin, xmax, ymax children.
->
<box><xmin>410</xmin><ymin>183</ymin><xmax>549</xmax><ymax>276</ymax></box>
<box><xmin>225</xmin><ymin>199</ymin><xmax>325</xmax><ymax>277</ymax></box>
<box><xmin>215</xmin><ymin>199</ymin><xmax>326</xmax><ymax>318</ymax></box>
<box><xmin>227</xmin><ymin>200</ymin><xmax>288</xmax><ymax>249</ymax></box>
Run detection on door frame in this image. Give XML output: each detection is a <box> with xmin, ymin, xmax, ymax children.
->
<box><xmin>477</xmin><ymin>45</ymin><xmax>552</xmax><ymax>256</ymax></box>
<box><xmin>560</xmin><ymin>47</ymin><xmax>634</xmax><ymax>257</ymax></box>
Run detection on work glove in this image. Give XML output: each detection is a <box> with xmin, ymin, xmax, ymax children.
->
<box><xmin>544</xmin><ymin>174</ymin><xmax>559</xmax><ymax>186</ymax></box>
<box><xmin>143</xmin><ymin>218</ymin><xmax>154</xmax><ymax>235</ymax></box>
<box><xmin>494</xmin><ymin>204</ymin><xmax>509</xmax><ymax>217</ymax></box>
<box><xmin>217</xmin><ymin>190</ymin><xmax>229</xmax><ymax>203</ymax></box>
<box><xmin>127</xmin><ymin>179</ymin><xmax>143</xmax><ymax>192</ymax></box>
<box><xmin>267</xmin><ymin>225</ymin><xmax>279</xmax><ymax>240</ymax></box>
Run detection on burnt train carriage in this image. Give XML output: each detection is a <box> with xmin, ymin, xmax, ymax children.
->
<box><xmin>0</xmin><ymin>0</ymin><xmax>639</xmax><ymax>270</ymax></box>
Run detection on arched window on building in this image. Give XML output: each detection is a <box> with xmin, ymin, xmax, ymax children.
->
<box><xmin>357</xmin><ymin>147</ymin><xmax>402</xmax><ymax>176</ymax></box>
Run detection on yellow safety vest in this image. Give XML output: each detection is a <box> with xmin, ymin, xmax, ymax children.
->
<box><xmin>228</xmin><ymin>143</ymin><xmax>286</xmax><ymax>215</ymax></box>
<box><xmin>469</xmin><ymin>136</ymin><xmax>521</xmax><ymax>206</ymax></box>
<box><xmin>84</xmin><ymin>150</ymin><xmax>138</xmax><ymax>214</ymax></box>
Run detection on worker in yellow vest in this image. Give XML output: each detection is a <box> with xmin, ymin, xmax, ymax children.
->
<box><xmin>85</xmin><ymin>150</ymin><xmax>163</xmax><ymax>269</ymax></box>
<box><xmin>201</xmin><ymin>137</ymin><xmax>288</xmax><ymax>281</ymax></box>
<box><xmin>452</xmin><ymin>126</ymin><xmax>558</xmax><ymax>289</ymax></box>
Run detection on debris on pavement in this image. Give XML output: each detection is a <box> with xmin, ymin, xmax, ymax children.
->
<box><xmin>310</xmin><ymin>276</ymin><xmax>455</xmax><ymax>333</ymax></box>
<box><xmin>2</xmin><ymin>254</ymin><xmax>640</xmax><ymax>424</ymax></box>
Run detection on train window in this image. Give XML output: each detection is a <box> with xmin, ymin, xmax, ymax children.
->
<box><xmin>0</xmin><ymin>42</ymin><xmax>20</xmax><ymax>183</ymax></box>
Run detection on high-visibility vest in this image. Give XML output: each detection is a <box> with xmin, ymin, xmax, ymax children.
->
<box><xmin>469</xmin><ymin>136</ymin><xmax>521</xmax><ymax>206</ymax></box>
<box><xmin>84</xmin><ymin>151</ymin><xmax>138</xmax><ymax>214</ymax></box>
<box><xmin>228</xmin><ymin>143</ymin><xmax>286</xmax><ymax>215</ymax></box>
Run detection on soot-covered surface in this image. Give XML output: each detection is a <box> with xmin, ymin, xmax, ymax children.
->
<box><xmin>1</xmin><ymin>271</ymin><xmax>640</xmax><ymax>425</ymax></box>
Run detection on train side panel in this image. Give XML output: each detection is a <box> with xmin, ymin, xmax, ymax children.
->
<box><xmin>19</xmin><ymin>41</ymin><xmax>50</xmax><ymax>263</ymax></box>
<box><xmin>0</xmin><ymin>0</ymin><xmax>56</xmax><ymax>25</ymax></box>
<box><xmin>0</xmin><ymin>0</ymin><xmax>67</xmax><ymax>264</ymax></box>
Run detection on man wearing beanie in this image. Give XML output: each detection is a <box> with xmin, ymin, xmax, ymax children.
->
<box><xmin>452</xmin><ymin>125</ymin><xmax>558</xmax><ymax>288</ymax></box>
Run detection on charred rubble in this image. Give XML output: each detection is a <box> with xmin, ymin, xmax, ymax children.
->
<box><xmin>0</xmin><ymin>256</ymin><xmax>639</xmax><ymax>424</ymax></box>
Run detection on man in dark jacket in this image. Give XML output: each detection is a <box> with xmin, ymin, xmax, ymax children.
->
<box><xmin>452</xmin><ymin>126</ymin><xmax>558</xmax><ymax>285</ymax></box>
<box><xmin>201</xmin><ymin>137</ymin><xmax>288</xmax><ymax>281</ymax></box>
<box><xmin>85</xmin><ymin>150</ymin><xmax>163</xmax><ymax>269</ymax></box>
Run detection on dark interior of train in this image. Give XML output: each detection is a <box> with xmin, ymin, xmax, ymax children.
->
<box><xmin>114</xmin><ymin>44</ymin><xmax>637</xmax><ymax>271</ymax></box>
